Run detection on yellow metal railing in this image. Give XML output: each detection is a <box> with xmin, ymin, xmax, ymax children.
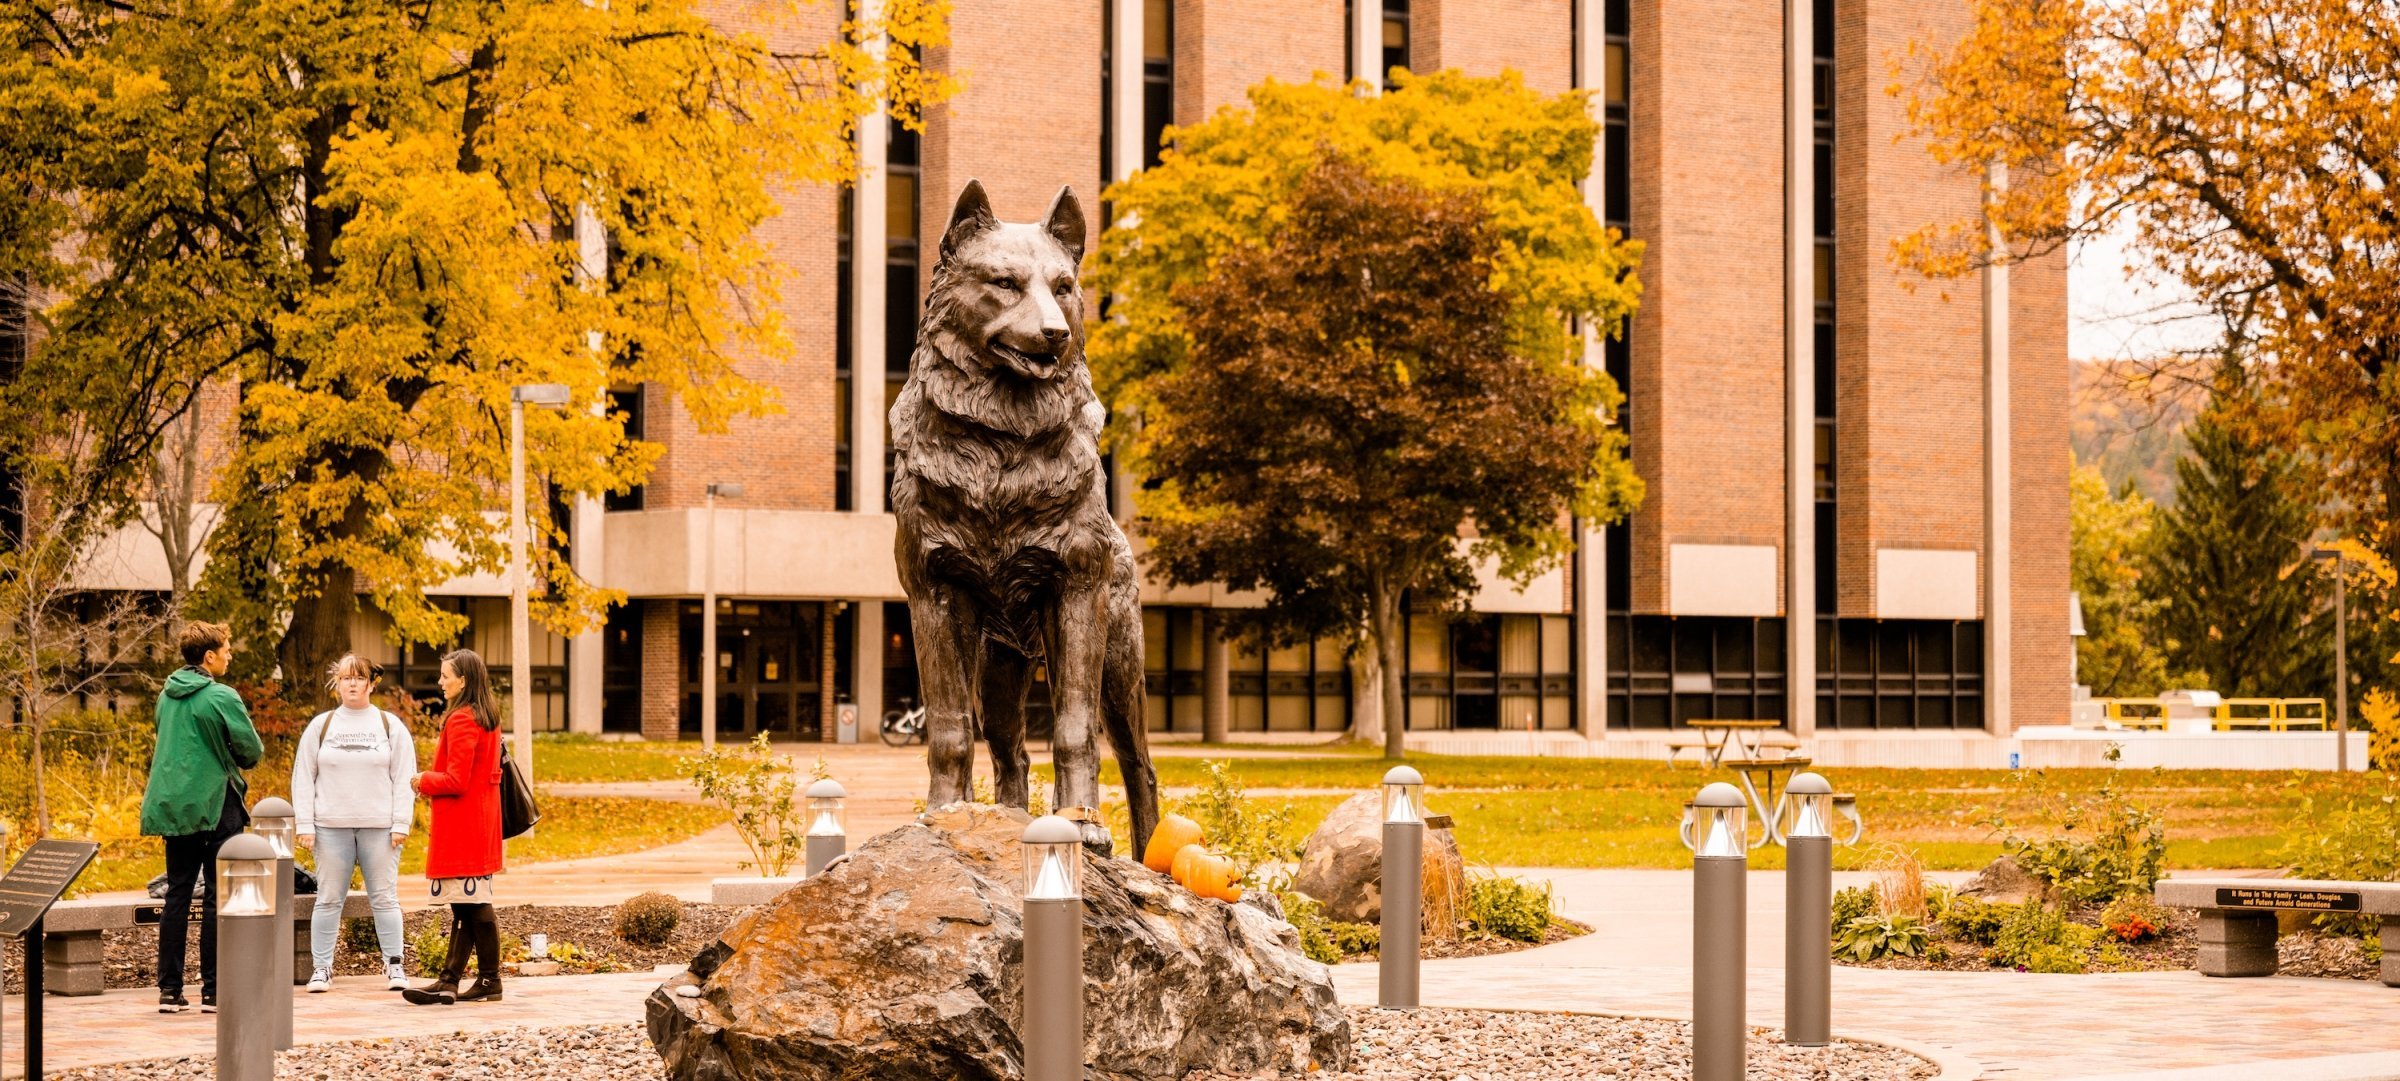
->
<box><xmin>2096</xmin><ymin>697</ymin><xmax>2330</xmax><ymax>732</ymax></box>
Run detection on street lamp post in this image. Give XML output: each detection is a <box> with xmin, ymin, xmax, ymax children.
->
<box><xmin>1681</xmin><ymin>782</ymin><xmax>1748</xmax><ymax>1081</ymax></box>
<box><xmin>248</xmin><ymin>797</ymin><xmax>296</xmax><ymax>1051</ymax></box>
<box><xmin>1378</xmin><ymin>765</ymin><xmax>1425</xmax><ymax>1011</ymax></box>
<box><xmin>214</xmin><ymin>833</ymin><xmax>278</xmax><ymax>1081</ymax></box>
<box><xmin>510</xmin><ymin>383</ymin><xmax>572</xmax><ymax>785</ymax></box>
<box><xmin>702</xmin><ymin>482</ymin><xmax>744</xmax><ymax>752</ymax></box>
<box><xmin>2313</xmin><ymin>547</ymin><xmax>2349</xmax><ymax>772</ymax></box>
<box><xmin>1776</xmin><ymin>772</ymin><xmax>1863</xmax><ymax>1047</ymax></box>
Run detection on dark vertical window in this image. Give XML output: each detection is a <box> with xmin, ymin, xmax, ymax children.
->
<box><xmin>1381</xmin><ymin>1</ymin><xmax>1410</xmax><ymax>81</ymax></box>
<box><xmin>836</xmin><ymin>185</ymin><xmax>854</xmax><ymax>512</ymax></box>
<box><xmin>1144</xmin><ymin>0</ymin><xmax>1173</xmax><ymax>168</ymax></box>
<box><xmin>1812</xmin><ymin>0</ymin><xmax>1837</xmax><ymax>614</ymax></box>
<box><xmin>1600</xmin><ymin>0</ymin><xmax>1633</xmax><ymax>619</ymax></box>
<box><xmin>884</xmin><ymin>124</ymin><xmax>921</xmax><ymax>513</ymax></box>
<box><xmin>605</xmin><ymin>389</ymin><xmax>646</xmax><ymax>511</ymax></box>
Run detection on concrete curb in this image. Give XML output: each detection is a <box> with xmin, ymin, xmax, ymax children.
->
<box><xmin>1399</xmin><ymin>1001</ymin><xmax>1987</xmax><ymax>1080</ymax></box>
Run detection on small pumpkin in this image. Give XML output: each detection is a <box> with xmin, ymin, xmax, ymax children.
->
<box><xmin>1143</xmin><ymin>814</ymin><xmax>1205</xmax><ymax>873</ymax></box>
<box><xmin>1170</xmin><ymin>842</ymin><xmax>1208</xmax><ymax>885</ymax></box>
<box><xmin>1188</xmin><ymin>851</ymin><xmax>1242</xmax><ymax>903</ymax></box>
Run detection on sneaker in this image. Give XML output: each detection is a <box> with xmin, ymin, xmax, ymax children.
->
<box><xmin>159</xmin><ymin>991</ymin><xmax>189</xmax><ymax>1014</ymax></box>
<box><xmin>384</xmin><ymin>961</ymin><xmax>409</xmax><ymax>991</ymax></box>
<box><xmin>200</xmin><ymin>992</ymin><xmax>217</xmax><ymax>1013</ymax></box>
<box><xmin>307</xmin><ymin>970</ymin><xmax>332</xmax><ymax>993</ymax></box>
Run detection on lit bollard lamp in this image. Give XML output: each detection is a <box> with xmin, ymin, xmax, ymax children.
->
<box><xmin>1680</xmin><ymin>782</ymin><xmax>1749</xmax><ymax>1081</ymax></box>
<box><xmin>215</xmin><ymin>833</ymin><xmax>279</xmax><ymax>1081</ymax></box>
<box><xmin>1021</xmin><ymin>815</ymin><xmax>1085</xmax><ymax>1081</ymax></box>
<box><xmin>249</xmin><ymin>797</ymin><xmax>297</xmax><ymax>1051</ymax></box>
<box><xmin>1778</xmin><ymin>772</ymin><xmax>1862</xmax><ymax>1047</ymax></box>
<box><xmin>804</xmin><ymin>779</ymin><xmax>848</xmax><ymax>877</ymax></box>
<box><xmin>1379</xmin><ymin>765</ymin><xmax>1425</xmax><ymax>1011</ymax></box>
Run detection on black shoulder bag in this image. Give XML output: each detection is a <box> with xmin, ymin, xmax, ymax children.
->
<box><xmin>499</xmin><ymin>737</ymin><xmax>541</xmax><ymax>839</ymax></box>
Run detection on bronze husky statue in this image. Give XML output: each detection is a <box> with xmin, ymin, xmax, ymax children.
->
<box><xmin>889</xmin><ymin>180</ymin><xmax>1159</xmax><ymax>857</ymax></box>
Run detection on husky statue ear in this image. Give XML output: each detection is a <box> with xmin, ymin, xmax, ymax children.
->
<box><xmin>1042</xmin><ymin>186</ymin><xmax>1086</xmax><ymax>265</ymax></box>
<box><xmin>941</xmin><ymin>179</ymin><xmax>1000</xmax><ymax>259</ymax></box>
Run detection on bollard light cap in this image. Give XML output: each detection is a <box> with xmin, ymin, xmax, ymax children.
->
<box><xmin>1693</xmin><ymin>781</ymin><xmax>1745</xmax><ymax>808</ymax></box>
<box><xmin>251</xmin><ymin>796</ymin><xmax>295</xmax><ymax>820</ymax></box>
<box><xmin>218</xmin><ymin>832</ymin><xmax>276</xmax><ymax>861</ymax></box>
<box><xmin>1381</xmin><ymin>765</ymin><xmax>1424</xmax><ymax>788</ymax></box>
<box><xmin>805</xmin><ymin>778</ymin><xmax>848</xmax><ymax>800</ymax></box>
<box><xmin>1022</xmin><ymin>814</ymin><xmax>1083</xmax><ymax>846</ymax></box>
<box><xmin>1786</xmin><ymin>772</ymin><xmax>1832</xmax><ymax>795</ymax></box>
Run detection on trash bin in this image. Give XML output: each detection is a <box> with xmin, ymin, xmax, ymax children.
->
<box><xmin>837</xmin><ymin>702</ymin><xmax>859</xmax><ymax>744</ymax></box>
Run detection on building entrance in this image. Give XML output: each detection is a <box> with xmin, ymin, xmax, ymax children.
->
<box><xmin>680</xmin><ymin>600</ymin><xmax>823</xmax><ymax>740</ymax></box>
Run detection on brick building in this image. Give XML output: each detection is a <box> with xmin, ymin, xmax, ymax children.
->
<box><xmin>52</xmin><ymin>0</ymin><xmax>2070</xmax><ymax>761</ymax></box>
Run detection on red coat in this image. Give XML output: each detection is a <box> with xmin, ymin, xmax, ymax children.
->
<box><xmin>418</xmin><ymin>707</ymin><xmax>504</xmax><ymax>880</ymax></box>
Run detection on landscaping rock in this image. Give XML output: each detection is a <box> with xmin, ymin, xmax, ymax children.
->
<box><xmin>1291</xmin><ymin>792</ymin><xmax>1465</xmax><ymax>927</ymax></box>
<box><xmin>1959</xmin><ymin>855</ymin><xmax>2046</xmax><ymax>905</ymax></box>
<box><xmin>645</xmin><ymin>802</ymin><xmax>1349</xmax><ymax>1081</ymax></box>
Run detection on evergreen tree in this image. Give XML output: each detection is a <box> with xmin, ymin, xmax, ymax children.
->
<box><xmin>2070</xmin><ymin>463</ymin><xmax>2170</xmax><ymax>697</ymax></box>
<box><xmin>2143</xmin><ymin>374</ymin><xmax>2333</xmax><ymax>698</ymax></box>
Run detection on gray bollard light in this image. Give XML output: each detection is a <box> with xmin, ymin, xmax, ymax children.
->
<box><xmin>1778</xmin><ymin>771</ymin><xmax>1859</xmax><ymax>1047</ymax></box>
<box><xmin>1681</xmin><ymin>782</ymin><xmax>1748</xmax><ymax>1081</ymax></box>
<box><xmin>215</xmin><ymin>833</ymin><xmax>280</xmax><ymax>1081</ymax></box>
<box><xmin>803</xmin><ymin>779</ymin><xmax>848</xmax><ymax>877</ymax></box>
<box><xmin>1378</xmin><ymin>765</ymin><xmax>1425</xmax><ymax>1011</ymax></box>
<box><xmin>1021</xmin><ymin>814</ymin><xmax>1086</xmax><ymax>1081</ymax></box>
<box><xmin>249</xmin><ymin>797</ymin><xmax>297</xmax><ymax>1051</ymax></box>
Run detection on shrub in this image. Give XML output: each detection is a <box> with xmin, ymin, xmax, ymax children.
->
<box><xmin>1989</xmin><ymin>901</ymin><xmax>2099</xmax><ymax>970</ymax></box>
<box><xmin>2099</xmin><ymin>893</ymin><xmax>2167</xmax><ymax>943</ymax></box>
<box><xmin>1986</xmin><ymin>770</ymin><xmax>2167</xmax><ymax>904</ymax></box>
<box><xmin>1940</xmin><ymin>896</ymin><xmax>2016</xmax><ymax>946</ymax></box>
<box><xmin>687</xmin><ymin>733</ymin><xmax>805</xmax><ymax>877</ymax></box>
<box><xmin>1326</xmin><ymin>920</ymin><xmax>1381</xmax><ymax>956</ymax></box>
<box><xmin>2364</xmin><ymin>688</ymin><xmax>2399</xmax><ymax>774</ymax></box>
<box><xmin>341</xmin><ymin>916</ymin><xmax>381</xmax><ymax>956</ymax></box>
<box><xmin>408</xmin><ymin>921</ymin><xmax>449</xmax><ymax>977</ymax></box>
<box><xmin>1835</xmin><ymin>912</ymin><xmax>1929</xmax><ymax>962</ymax></box>
<box><xmin>614</xmin><ymin>891</ymin><xmax>684</xmax><ymax>946</ymax></box>
<box><xmin>2277</xmin><ymin>776</ymin><xmax>2400</xmax><ymax>937</ymax></box>
<box><xmin>1830</xmin><ymin>885</ymin><xmax>1877</xmax><ymax>935</ymax></box>
<box><xmin>1279</xmin><ymin>891</ymin><xmax>1344</xmax><ymax>964</ymax></box>
<box><xmin>1170</xmin><ymin>761</ymin><xmax>1306</xmax><ymax>890</ymax></box>
<box><xmin>1465</xmin><ymin>873</ymin><xmax>1554</xmax><ymax>943</ymax></box>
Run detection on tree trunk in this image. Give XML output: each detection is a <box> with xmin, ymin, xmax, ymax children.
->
<box><xmin>1370</xmin><ymin>578</ymin><xmax>1407</xmax><ymax>760</ymax></box>
<box><xmin>1347</xmin><ymin>642</ymin><xmax>1384</xmax><ymax>747</ymax></box>
<box><xmin>279</xmin><ymin>563</ymin><xmax>357</xmax><ymax>693</ymax></box>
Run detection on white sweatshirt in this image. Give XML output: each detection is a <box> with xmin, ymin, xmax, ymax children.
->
<box><xmin>291</xmin><ymin>705</ymin><xmax>417</xmax><ymax>836</ymax></box>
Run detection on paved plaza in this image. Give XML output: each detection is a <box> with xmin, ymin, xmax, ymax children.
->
<box><xmin>7</xmin><ymin>745</ymin><xmax>2397</xmax><ymax>1079</ymax></box>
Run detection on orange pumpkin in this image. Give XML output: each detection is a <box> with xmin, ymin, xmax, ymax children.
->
<box><xmin>1170</xmin><ymin>844</ymin><xmax>1243</xmax><ymax>903</ymax></box>
<box><xmin>1143</xmin><ymin>814</ymin><xmax>1205</xmax><ymax>873</ymax></box>
<box><xmin>1170</xmin><ymin>842</ymin><xmax>1208</xmax><ymax>885</ymax></box>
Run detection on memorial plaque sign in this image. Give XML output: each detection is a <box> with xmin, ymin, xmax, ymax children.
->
<box><xmin>2213</xmin><ymin>886</ymin><xmax>2362</xmax><ymax>912</ymax></box>
<box><xmin>0</xmin><ymin>839</ymin><xmax>99</xmax><ymax>937</ymax></box>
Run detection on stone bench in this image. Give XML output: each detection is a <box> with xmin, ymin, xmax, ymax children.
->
<box><xmin>2154</xmin><ymin>877</ymin><xmax>2400</xmax><ymax>986</ymax></box>
<box><xmin>38</xmin><ymin>891</ymin><xmax>377</xmax><ymax>996</ymax></box>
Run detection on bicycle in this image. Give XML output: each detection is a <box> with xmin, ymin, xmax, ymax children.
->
<box><xmin>881</xmin><ymin>700</ymin><xmax>926</xmax><ymax>746</ymax></box>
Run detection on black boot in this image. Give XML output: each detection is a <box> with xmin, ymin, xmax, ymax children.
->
<box><xmin>401</xmin><ymin>913</ymin><xmax>469</xmax><ymax>1005</ymax></box>
<box><xmin>453</xmin><ymin>906</ymin><xmax>502</xmax><ymax>1002</ymax></box>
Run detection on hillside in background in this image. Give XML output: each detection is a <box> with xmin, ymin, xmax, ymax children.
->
<box><xmin>2071</xmin><ymin>359</ymin><xmax>2206</xmax><ymax>507</ymax></box>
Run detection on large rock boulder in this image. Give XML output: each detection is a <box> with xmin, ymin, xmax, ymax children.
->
<box><xmin>1290</xmin><ymin>791</ymin><xmax>1466</xmax><ymax>928</ymax></box>
<box><xmin>1958</xmin><ymin>855</ymin><xmax>2047</xmax><ymax>905</ymax></box>
<box><xmin>646</xmin><ymin>803</ymin><xmax>1349</xmax><ymax>1081</ymax></box>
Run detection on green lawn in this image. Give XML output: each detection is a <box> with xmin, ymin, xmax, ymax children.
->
<box><xmin>1073</xmin><ymin>753</ymin><xmax>2387</xmax><ymax>871</ymax></box>
<box><xmin>524</xmin><ymin>733</ymin><xmax>704</xmax><ymax>783</ymax></box>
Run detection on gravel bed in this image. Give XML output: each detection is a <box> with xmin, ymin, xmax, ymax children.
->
<box><xmin>3</xmin><ymin>902</ymin><xmax>743</xmax><ymax>993</ymax></box>
<box><xmin>51</xmin><ymin>1009</ymin><xmax>1937</xmax><ymax>1081</ymax></box>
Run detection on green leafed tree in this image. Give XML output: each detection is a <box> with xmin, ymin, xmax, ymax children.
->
<box><xmin>1134</xmin><ymin>154</ymin><xmax>1630</xmax><ymax>757</ymax></box>
<box><xmin>0</xmin><ymin>0</ymin><xmax>953</xmax><ymax>685</ymax></box>
<box><xmin>2070</xmin><ymin>462</ymin><xmax>2170</xmax><ymax>698</ymax></box>
<box><xmin>1089</xmin><ymin>71</ymin><xmax>1643</xmax><ymax>753</ymax></box>
<box><xmin>2143</xmin><ymin>370</ymin><xmax>2332</xmax><ymax>699</ymax></box>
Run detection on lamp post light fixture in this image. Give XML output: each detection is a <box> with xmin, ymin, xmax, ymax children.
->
<box><xmin>1777</xmin><ymin>772</ymin><xmax>1864</xmax><ymax>1047</ymax></box>
<box><xmin>2312</xmin><ymin>546</ymin><xmax>2350</xmax><ymax>773</ymax></box>
<box><xmin>509</xmin><ymin>382</ymin><xmax>572</xmax><ymax>785</ymax></box>
<box><xmin>248</xmin><ymin>796</ymin><xmax>297</xmax><ymax>1050</ymax></box>
<box><xmin>804</xmin><ymin>779</ymin><xmax>849</xmax><ymax>877</ymax></box>
<box><xmin>1379</xmin><ymin>764</ymin><xmax>1425</xmax><ymax>1011</ymax></box>
<box><xmin>701</xmin><ymin>481</ymin><xmax>745</xmax><ymax>752</ymax></box>
<box><xmin>1021</xmin><ymin>814</ymin><xmax>1086</xmax><ymax>1081</ymax></box>
<box><xmin>1681</xmin><ymin>781</ymin><xmax>1748</xmax><ymax>1081</ymax></box>
<box><xmin>214</xmin><ymin>832</ymin><xmax>279</xmax><ymax>1081</ymax></box>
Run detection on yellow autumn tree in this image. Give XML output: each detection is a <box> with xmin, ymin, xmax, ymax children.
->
<box><xmin>0</xmin><ymin>0</ymin><xmax>953</xmax><ymax>682</ymax></box>
<box><xmin>1899</xmin><ymin>0</ymin><xmax>2400</xmax><ymax>679</ymax></box>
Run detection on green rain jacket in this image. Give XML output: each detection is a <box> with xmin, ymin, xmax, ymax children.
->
<box><xmin>138</xmin><ymin>667</ymin><xmax>265</xmax><ymax>837</ymax></box>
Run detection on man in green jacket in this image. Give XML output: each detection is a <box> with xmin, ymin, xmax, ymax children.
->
<box><xmin>140</xmin><ymin>620</ymin><xmax>264</xmax><ymax>1014</ymax></box>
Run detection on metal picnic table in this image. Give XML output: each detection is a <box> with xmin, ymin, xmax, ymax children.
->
<box><xmin>1685</xmin><ymin>719</ymin><xmax>1787</xmax><ymax>769</ymax></box>
<box><xmin>1728</xmin><ymin>754</ymin><xmax>1811</xmax><ymax>847</ymax></box>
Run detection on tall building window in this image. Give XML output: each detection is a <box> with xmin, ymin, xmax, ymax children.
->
<box><xmin>1600</xmin><ymin>0</ymin><xmax>1634</xmax><ymax>627</ymax></box>
<box><xmin>1102</xmin><ymin>0</ymin><xmax>1173</xmax><ymax>182</ymax></box>
<box><xmin>1382</xmin><ymin>1</ymin><xmax>1410</xmax><ymax>80</ymax></box>
<box><xmin>835</xmin><ymin>119</ymin><xmax>922</xmax><ymax>513</ymax></box>
<box><xmin>605</xmin><ymin>388</ymin><xmax>645</xmax><ymax>511</ymax></box>
<box><xmin>1812</xmin><ymin>0</ymin><xmax>1836</xmax><ymax>614</ymax></box>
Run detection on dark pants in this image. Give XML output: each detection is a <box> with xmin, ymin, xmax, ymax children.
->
<box><xmin>158</xmin><ymin>787</ymin><xmax>248</xmax><ymax>996</ymax></box>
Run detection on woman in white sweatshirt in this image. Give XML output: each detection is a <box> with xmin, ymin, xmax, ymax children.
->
<box><xmin>292</xmin><ymin>653</ymin><xmax>418</xmax><ymax>992</ymax></box>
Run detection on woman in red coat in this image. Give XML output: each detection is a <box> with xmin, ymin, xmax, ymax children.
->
<box><xmin>402</xmin><ymin>649</ymin><xmax>506</xmax><ymax>1005</ymax></box>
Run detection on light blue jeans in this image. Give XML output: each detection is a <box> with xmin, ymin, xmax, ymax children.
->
<box><xmin>310</xmin><ymin>826</ymin><xmax>404</xmax><ymax>973</ymax></box>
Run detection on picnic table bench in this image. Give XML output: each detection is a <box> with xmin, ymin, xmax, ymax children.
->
<box><xmin>36</xmin><ymin>891</ymin><xmax>376</xmax><ymax>996</ymax></box>
<box><xmin>1668</xmin><ymin>721</ymin><xmax>1803</xmax><ymax>769</ymax></box>
<box><xmin>2154</xmin><ymin>877</ymin><xmax>2400</xmax><ymax>986</ymax></box>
